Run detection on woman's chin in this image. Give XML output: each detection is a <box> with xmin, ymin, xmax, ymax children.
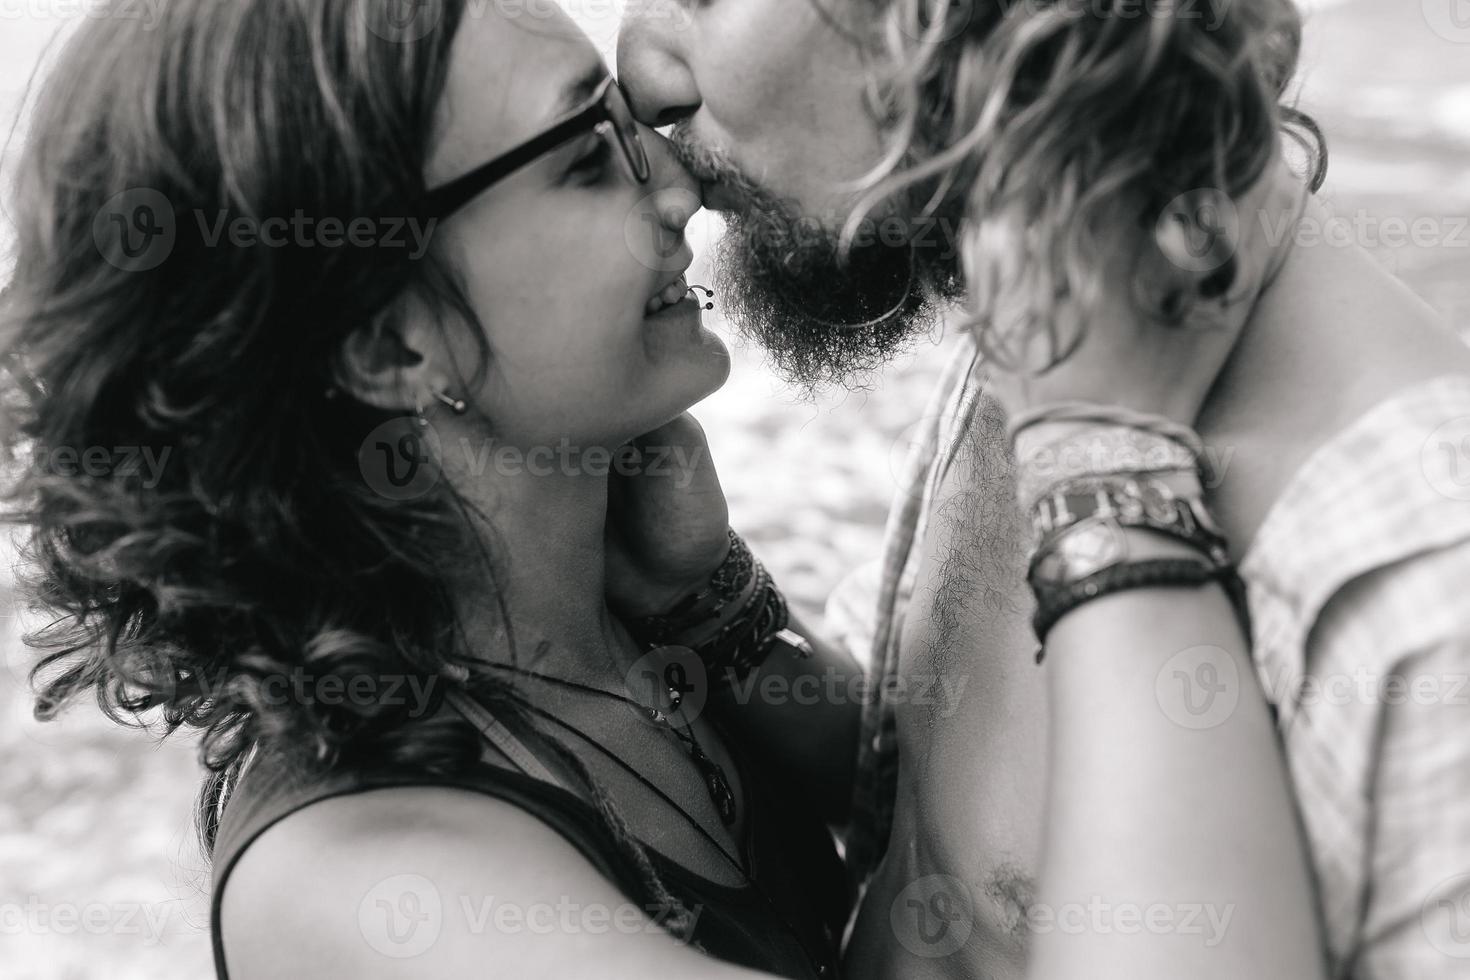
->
<box><xmin>642</xmin><ymin>299</ymin><xmax>729</xmax><ymax>368</ymax></box>
<box><xmin>680</xmin><ymin>335</ymin><xmax>732</xmax><ymax>405</ymax></box>
<box><xmin>651</xmin><ymin>334</ymin><xmax>732</xmax><ymax>424</ymax></box>
<box><xmin>700</xmin><ymin>336</ymin><xmax>733</xmax><ymax>393</ymax></box>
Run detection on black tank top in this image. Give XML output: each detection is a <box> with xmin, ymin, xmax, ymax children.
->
<box><xmin>209</xmin><ymin>711</ymin><xmax>849</xmax><ymax>979</ymax></box>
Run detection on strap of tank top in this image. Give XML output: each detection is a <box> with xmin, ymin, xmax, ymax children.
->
<box><xmin>444</xmin><ymin>687</ymin><xmax>568</xmax><ymax>791</ymax></box>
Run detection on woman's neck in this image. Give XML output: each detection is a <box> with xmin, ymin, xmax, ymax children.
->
<box><xmin>437</xmin><ymin>438</ymin><xmax>632</xmax><ymax>687</ymax></box>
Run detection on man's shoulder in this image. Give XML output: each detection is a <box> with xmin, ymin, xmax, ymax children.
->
<box><xmin>1243</xmin><ymin>373</ymin><xmax>1470</xmax><ymax>631</ymax></box>
<box><xmin>1235</xmin><ymin>379</ymin><xmax>1470</xmax><ymax>972</ymax></box>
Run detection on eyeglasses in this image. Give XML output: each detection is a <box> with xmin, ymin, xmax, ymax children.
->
<box><xmin>418</xmin><ymin>75</ymin><xmax>651</xmax><ymax>220</ymax></box>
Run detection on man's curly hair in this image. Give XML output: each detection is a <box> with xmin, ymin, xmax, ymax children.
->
<box><xmin>849</xmin><ymin>0</ymin><xmax>1327</xmax><ymax>368</ymax></box>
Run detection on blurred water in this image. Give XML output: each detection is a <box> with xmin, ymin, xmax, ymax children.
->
<box><xmin>0</xmin><ymin>2</ymin><xmax>1466</xmax><ymax>978</ymax></box>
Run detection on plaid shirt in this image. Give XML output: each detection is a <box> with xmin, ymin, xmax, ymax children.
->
<box><xmin>827</xmin><ymin>333</ymin><xmax>1470</xmax><ymax>978</ymax></box>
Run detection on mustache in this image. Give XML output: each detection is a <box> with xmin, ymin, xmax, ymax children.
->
<box><xmin>665</xmin><ymin>122</ymin><xmax>773</xmax><ymax>210</ymax></box>
<box><xmin>668</xmin><ymin>123</ymin><xmax>956</xmax><ymax>392</ymax></box>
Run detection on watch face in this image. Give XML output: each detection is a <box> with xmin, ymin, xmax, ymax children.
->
<box><xmin>1033</xmin><ymin>518</ymin><xmax>1126</xmax><ymax>584</ymax></box>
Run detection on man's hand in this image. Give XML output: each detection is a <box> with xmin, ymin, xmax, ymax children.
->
<box><xmin>983</xmin><ymin>157</ymin><xmax>1301</xmax><ymax>428</ymax></box>
<box><xmin>605</xmin><ymin>413</ymin><xmax>732</xmax><ymax>619</ymax></box>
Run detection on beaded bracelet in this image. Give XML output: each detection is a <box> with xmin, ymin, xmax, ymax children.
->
<box><xmin>1028</xmin><ymin>474</ymin><xmax>1230</xmax><ymax>569</ymax></box>
<box><xmin>1015</xmin><ymin>427</ymin><xmax>1200</xmax><ymax>516</ymax></box>
<box><xmin>630</xmin><ymin>529</ymin><xmax>757</xmax><ymax>645</ymax></box>
<box><xmin>625</xmin><ymin>530</ymin><xmax>811</xmax><ymax>692</ymax></box>
<box><xmin>698</xmin><ymin>562</ymin><xmax>810</xmax><ymax>690</ymax></box>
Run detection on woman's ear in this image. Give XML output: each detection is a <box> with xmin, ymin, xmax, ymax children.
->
<box><xmin>332</xmin><ymin>303</ymin><xmax>435</xmax><ymax>413</ymax></box>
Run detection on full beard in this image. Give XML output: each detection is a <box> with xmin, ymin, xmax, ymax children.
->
<box><xmin>670</xmin><ymin>125</ymin><xmax>963</xmax><ymax>393</ymax></box>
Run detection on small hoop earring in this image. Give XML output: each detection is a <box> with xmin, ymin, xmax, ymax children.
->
<box><xmin>433</xmin><ymin>389</ymin><xmax>469</xmax><ymax>415</ymax></box>
<box><xmin>687</xmin><ymin>285</ymin><xmax>716</xmax><ymax>311</ymax></box>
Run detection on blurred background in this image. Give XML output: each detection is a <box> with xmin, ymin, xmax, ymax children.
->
<box><xmin>0</xmin><ymin>1</ymin><xmax>1466</xmax><ymax>976</ymax></box>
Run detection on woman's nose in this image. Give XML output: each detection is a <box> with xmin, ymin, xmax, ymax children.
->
<box><xmin>623</xmin><ymin>127</ymin><xmax>701</xmax><ymax>274</ymax></box>
<box><xmin>640</xmin><ymin>127</ymin><xmax>700</xmax><ymax>235</ymax></box>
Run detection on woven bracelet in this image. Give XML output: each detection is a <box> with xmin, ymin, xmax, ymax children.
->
<box><xmin>1032</xmin><ymin>558</ymin><xmax>1235</xmax><ymax>658</ymax></box>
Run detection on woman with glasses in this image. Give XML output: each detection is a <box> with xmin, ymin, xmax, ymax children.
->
<box><xmin>1</xmin><ymin>1</ymin><xmax>850</xmax><ymax>977</ymax></box>
<box><xmin>0</xmin><ymin>1</ymin><xmax>1340</xmax><ymax>979</ymax></box>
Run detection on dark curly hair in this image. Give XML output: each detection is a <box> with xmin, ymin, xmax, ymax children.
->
<box><xmin>0</xmin><ymin>0</ymin><xmax>691</xmax><ymax>931</ymax></box>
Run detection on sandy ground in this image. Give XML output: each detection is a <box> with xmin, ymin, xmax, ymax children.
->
<box><xmin>0</xmin><ymin>2</ymin><xmax>1466</xmax><ymax>977</ymax></box>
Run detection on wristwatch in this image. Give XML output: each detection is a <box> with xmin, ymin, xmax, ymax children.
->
<box><xmin>1028</xmin><ymin>516</ymin><xmax>1130</xmax><ymax>587</ymax></box>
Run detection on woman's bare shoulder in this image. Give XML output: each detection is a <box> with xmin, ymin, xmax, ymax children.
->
<box><xmin>218</xmin><ymin>785</ymin><xmax>599</xmax><ymax>977</ymax></box>
<box><xmin>217</xmin><ymin>783</ymin><xmax>767</xmax><ymax>979</ymax></box>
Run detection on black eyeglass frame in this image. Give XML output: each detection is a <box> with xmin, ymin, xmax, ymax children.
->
<box><xmin>417</xmin><ymin>75</ymin><xmax>651</xmax><ymax>220</ymax></box>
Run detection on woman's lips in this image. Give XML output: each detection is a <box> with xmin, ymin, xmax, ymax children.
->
<box><xmin>645</xmin><ymin>274</ymin><xmax>691</xmax><ymax>316</ymax></box>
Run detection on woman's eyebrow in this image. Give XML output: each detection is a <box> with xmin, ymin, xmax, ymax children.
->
<box><xmin>544</xmin><ymin>61</ymin><xmax>608</xmax><ymax>122</ymax></box>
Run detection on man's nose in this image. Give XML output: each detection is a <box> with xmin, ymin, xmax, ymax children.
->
<box><xmin>617</xmin><ymin>0</ymin><xmax>700</xmax><ymax>127</ymax></box>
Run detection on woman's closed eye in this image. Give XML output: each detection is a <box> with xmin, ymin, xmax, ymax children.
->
<box><xmin>565</xmin><ymin>137</ymin><xmax>613</xmax><ymax>185</ymax></box>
